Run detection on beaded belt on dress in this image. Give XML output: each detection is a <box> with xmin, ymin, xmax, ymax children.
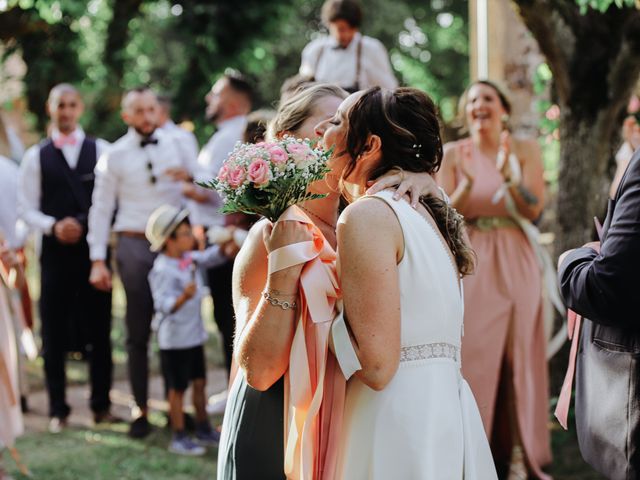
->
<box><xmin>400</xmin><ymin>342</ymin><xmax>460</xmax><ymax>363</ymax></box>
<box><xmin>467</xmin><ymin>216</ymin><xmax>518</xmax><ymax>231</ymax></box>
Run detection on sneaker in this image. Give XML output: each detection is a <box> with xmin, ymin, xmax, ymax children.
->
<box><xmin>206</xmin><ymin>390</ymin><xmax>228</xmax><ymax>415</ymax></box>
<box><xmin>195</xmin><ymin>426</ymin><xmax>220</xmax><ymax>447</ymax></box>
<box><xmin>128</xmin><ymin>416</ymin><xmax>151</xmax><ymax>439</ymax></box>
<box><xmin>48</xmin><ymin>416</ymin><xmax>68</xmax><ymax>434</ymax></box>
<box><xmin>169</xmin><ymin>434</ymin><xmax>206</xmax><ymax>456</ymax></box>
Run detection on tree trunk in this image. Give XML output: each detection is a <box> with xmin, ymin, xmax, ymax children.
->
<box><xmin>555</xmin><ymin>109</ymin><xmax>619</xmax><ymax>255</ymax></box>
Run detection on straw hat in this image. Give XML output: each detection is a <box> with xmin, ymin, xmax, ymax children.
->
<box><xmin>145</xmin><ymin>205</ymin><xmax>189</xmax><ymax>252</ymax></box>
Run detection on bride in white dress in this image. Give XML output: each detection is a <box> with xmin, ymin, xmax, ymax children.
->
<box><xmin>318</xmin><ymin>87</ymin><xmax>497</xmax><ymax>479</ymax></box>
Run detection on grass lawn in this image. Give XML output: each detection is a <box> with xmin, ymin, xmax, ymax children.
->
<box><xmin>4</xmin><ymin>250</ymin><xmax>605</xmax><ymax>479</ymax></box>
<box><xmin>9</xmin><ymin>414</ymin><xmax>219</xmax><ymax>479</ymax></box>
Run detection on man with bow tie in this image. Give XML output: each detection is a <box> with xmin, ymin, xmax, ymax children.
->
<box><xmin>299</xmin><ymin>0</ymin><xmax>397</xmax><ymax>92</ymax></box>
<box><xmin>87</xmin><ymin>86</ymin><xmax>192</xmax><ymax>439</ymax></box>
<box><xmin>18</xmin><ymin>83</ymin><xmax>116</xmax><ymax>433</ymax></box>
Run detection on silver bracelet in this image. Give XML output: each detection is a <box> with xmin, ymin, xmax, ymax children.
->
<box><xmin>263</xmin><ymin>291</ymin><xmax>297</xmax><ymax>310</ymax></box>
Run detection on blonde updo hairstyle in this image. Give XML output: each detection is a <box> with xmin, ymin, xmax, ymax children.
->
<box><xmin>268</xmin><ymin>83</ymin><xmax>348</xmax><ymax>140</ymax></box>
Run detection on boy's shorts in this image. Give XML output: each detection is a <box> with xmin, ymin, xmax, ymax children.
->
<box><xmin>160</xmin><ymin>345</ymin><xmax>206</xmax><ymax>392</ymax></box>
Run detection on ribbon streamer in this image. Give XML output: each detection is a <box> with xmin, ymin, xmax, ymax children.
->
<box><xmin>269</xmin><ymin>206</ymin><xmax>344</xmax><ymax>480</ymax></box>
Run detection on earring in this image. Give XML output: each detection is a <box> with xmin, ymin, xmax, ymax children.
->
<box><xmin>501</xmin><ymin>114</ymin><xmax>510</xmax><ymax>125</ymax></box>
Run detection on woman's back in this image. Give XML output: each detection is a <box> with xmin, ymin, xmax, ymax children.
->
<box><xmin>335</xmin><ymin>190</ymin><xmax>496</xmax><ymax>479</ymax></box>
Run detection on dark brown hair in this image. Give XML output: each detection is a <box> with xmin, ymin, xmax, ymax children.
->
<box><xmin>321</xmin><ymin>0</ymin><xmax>363</xmax><ymax>28</ymax></box>
<box><xmin>343</xmin><ymin>87</ymin><xmax>475</xmax><ymax>276</ymax></box>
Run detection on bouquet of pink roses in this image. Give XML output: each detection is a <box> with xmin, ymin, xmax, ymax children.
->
<box><xmin>198</xmin><ymin>136</ymin><xmax>331</xmax><ymax>222</ymax></box>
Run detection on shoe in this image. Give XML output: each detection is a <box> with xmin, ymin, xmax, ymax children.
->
<box><xmin>168</xmin><ymin>434</ymin><xmax>206</xmax><ymax>456</ymax></box>
<box><xmin>20</xmin><ymin>395</ymin><xmax>29</xmax><ymax>414</ymax></box>
<box><xmin>93</xmin><ymin>410</ymin><xmax>125</xmax><ymax>425</ymax></box>
<box><xmin>48</xmin><ymin>416</ymin><xmax>68</xmax><ymax>434</ymax></box>
<box><xmin>195</xmin><ymin>425</ymin><xmax>220</xmax><ymax>447</ymax></box>
<box><xmin>128</xmin><ymin>416</ymin><xmax>151</xmax><ymax>439</ymax></box>
<box><xmin>206</xmin><ymin>390</ymin><xmax>228</xmax><ymax>415</ymax></box>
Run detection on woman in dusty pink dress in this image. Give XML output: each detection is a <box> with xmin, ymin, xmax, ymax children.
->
<box><xmin>437</xmin><ymin>80</ymin><xmax>551</xmax><ymax>480</ymax></box>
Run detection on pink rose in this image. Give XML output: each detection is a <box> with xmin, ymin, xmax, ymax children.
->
<box><xmin>268</xmin><ymin>146</ymin><xmax>288</xmax><ymax>165</ymax></box>
<box><xmin>287</xmin><ymin>142</ymin><xmax>314</xmax><ymax>167</ymax></box>
<box><xmin>218</xmin><ymin>163</ymin><xmax>230</xmax><ymax>181</ymax></box>
<box><xmin>247</xmin><ymin>159</ymin><xmax>271</xmax><ymax>186</ymax></box>
<box><xmin>227</xmin><ymin>165</ymin><xmax>247</xmax><ymax>188</ymax></box>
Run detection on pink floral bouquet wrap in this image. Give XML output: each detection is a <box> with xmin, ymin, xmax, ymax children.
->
<box><xmin>199</xmin><ymin>136</ymin><xmax>331</xmax><ymax>221</ymax></box>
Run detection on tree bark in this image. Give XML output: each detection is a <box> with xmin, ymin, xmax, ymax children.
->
<box><xmin>511</xmin><ymin>2</ymin><xmax>640</xmax><ymax>254</ymax></box>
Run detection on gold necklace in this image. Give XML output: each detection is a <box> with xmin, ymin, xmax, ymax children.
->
<box><xmin>300</xmin><ymin>205</ymin><xmax>337</xmax><ymax>230</ymax></box>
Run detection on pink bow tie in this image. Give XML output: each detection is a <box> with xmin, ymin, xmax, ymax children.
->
<box><xmin>178</xmin><ymin>254</ymin><xmax>193</xmax><ymax>271</ymax></box>
<box><xmin>54</xmin><ymin>133</ymin><xmax>77</xmax><ymax>149</ymax></box>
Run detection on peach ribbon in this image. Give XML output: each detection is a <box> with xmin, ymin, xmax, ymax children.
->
<box><xmin>554</xmin><ymin>309</ymin><xmax>582</xmax><ymax>430</ymax></box>
<box><xmin>269</xmin><ymin>206</ymin><xmax>344</xmax><ymax>480</ymax></box>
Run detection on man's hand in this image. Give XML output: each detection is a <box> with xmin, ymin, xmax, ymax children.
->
<box><xmin>90</xmin><ymin>260</ymin><xmax>112</xmax><ymax>291</ymax></box>
<box><xmin>165</xmin><ymin>167</ymin><xmax>192</xmax><ymax>182</ymax></box>
<box><xmin>583</xmin><ymin>241</ymin><xmax>601</xmax><ymax>254</ymax></box>
<box><xmin>221</xmin><ymin>238</ymin><xmax>241</xmax><ymax>259</ymax></box>
<box><xmin>54</xmin><ymin>217</ymin><xmax>83</xmax><ymax>244</ymax></box>
<box><xmin>0</xmin><ymin>243</ymin><xmax>18</xmax><ymax>270</ymax></box>
<box><xmin>182</xmin><ymin>183</ymin><xmax>211</xmax><ymax>203</ymax></box>
<box><xmin>558</xmin><ymin>242</ymin><xmax>601</xmax><ymax>271</ymax></box>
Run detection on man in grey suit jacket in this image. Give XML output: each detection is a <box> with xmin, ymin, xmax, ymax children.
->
<box><xmin>558</xmin><ymin>146</ymin><xmax>640</xmax><ymax>480</ymax></box>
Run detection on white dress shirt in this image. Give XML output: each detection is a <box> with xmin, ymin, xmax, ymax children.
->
<box><xmin>192</xmin><ymin>115</ymin><xmax>247</xmax><ymax>227</ymax></box>
<box><xmin>300</xmin><ymin>32</ymin><xmax>398</xmax><ymax>90</ymax></box>
<box><xmin>0</xmin><ymin>156</ymin><xmax>21</xmax><ymax>248</ymax></box>
<box><xmin>18</xmin><ymin>127</ymin><xmax>109</xmax><ymax>235</ymax></box>
<box><xmin>87</xmin><ymin>128</ymin><xmax>192</xmax><ymax>261</ymax></box>
<box><xmin>160</xmin><ymin>120</ymin><xmax>199</xmax><ymax>174</ymax></box>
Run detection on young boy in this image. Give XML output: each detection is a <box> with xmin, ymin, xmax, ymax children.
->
<box><xmin>146</xmin><ymin>205</ymin><xmax>228</xmax><ymax>456</ymax></box>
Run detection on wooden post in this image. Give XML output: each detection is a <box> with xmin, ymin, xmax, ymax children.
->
<box><xmin>469</xmin><ymin>0</ymin><xmax>546</xmax><ymax>135</ymax></box>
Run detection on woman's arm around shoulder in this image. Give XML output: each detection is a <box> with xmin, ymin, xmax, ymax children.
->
<box><xmin>337</xmin><ymin>197</ymin><xmax>403</xmax><ymax>391</ymax></box>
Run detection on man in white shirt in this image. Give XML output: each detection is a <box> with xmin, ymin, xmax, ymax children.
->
<box><xmin>299</xmin><ymin>0</ymin><xmax>397</xmax><ymax>92</ymax></box>
<box><xmin>187</xmin><ymin>73</ymin><xmax>252</xmax><ymax>382</ymax></box>
<box><xmin>87</xmin><ymin>86</ymin><xmax>192</xmax><ymax>438</ymax></box>
<box><xmin>18</xmin><ymin>84</ymin><xmax>116</xmax><ymax>433</ymax></box>
<box><xmin>157</xmin><ymin>95</ymin><xmax>199</xmax><ymax>175</ymax></box>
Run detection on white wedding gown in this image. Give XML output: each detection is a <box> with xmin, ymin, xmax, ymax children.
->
<box><xmin>333</xmin><ymin>191</ymin><xmax>497</xmax><ymax>479</ymax></box>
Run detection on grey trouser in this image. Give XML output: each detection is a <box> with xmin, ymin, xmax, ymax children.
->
<box><xmin>115</xmin><ymin>235</ymin><xmax>157</xmax><ymax>410</ymax></box>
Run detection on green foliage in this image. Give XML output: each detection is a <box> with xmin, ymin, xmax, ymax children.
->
<box><xmin>574</xmin><ymin>0</ymin><xmax>636</xmax><ymax>13</ymax></box>
<box><xmin>2</xmin><ymin>0</ymin><xmax>469</xmax><ymax>141</ymax></box>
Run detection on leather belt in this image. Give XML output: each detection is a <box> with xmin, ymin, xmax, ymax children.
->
<box><xmin>467</xmin><ymin>216</ymin><xmax>518</xmax><ymax>231</ymax></box>
<box><xmin>118</xmin><ymin>231</ymin><xmax>148</xmax><ymax>240</ymax></box>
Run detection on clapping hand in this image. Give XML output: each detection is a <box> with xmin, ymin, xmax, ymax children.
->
<box><xmin>497</xmin><ymin>131</ymin><xmax>514</xmax><ymax>183</ymax></box>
